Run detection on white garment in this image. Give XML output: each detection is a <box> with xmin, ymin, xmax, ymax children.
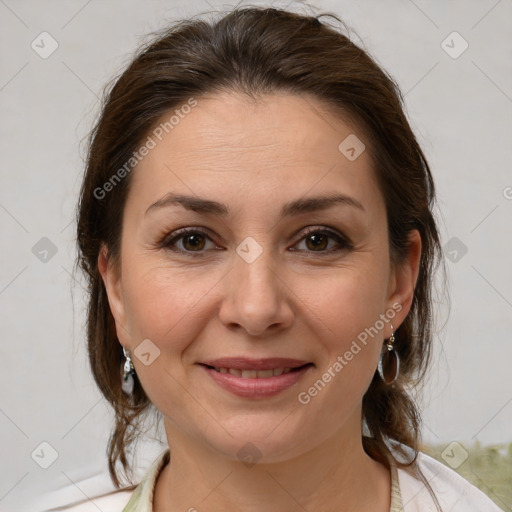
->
<box><xmin>399</xmin><ymin>450</ymin><xmax>503</xmax><ymax>511</ymax></box>
<box><xmin>43</xmin><ymin>447</ymin><xmax>504</xmax><ymax>511</ymax></box>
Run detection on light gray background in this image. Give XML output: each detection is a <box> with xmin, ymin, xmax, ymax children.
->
<box><xmin>0</xmin><ymin>0</ymin><xmax>511</xmax><ymax>510</ymax></box>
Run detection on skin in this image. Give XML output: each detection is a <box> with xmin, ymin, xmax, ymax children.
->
<box><xmin>99</xmin><ymin>91</ymin><xmax>421</xmax><ymax>511</ymax></box>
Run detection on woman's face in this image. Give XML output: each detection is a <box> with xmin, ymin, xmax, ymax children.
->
<box><xmin>100</xmin><ymin>92</ymin><xmax>420</xmax><ymax>462</ymax></box>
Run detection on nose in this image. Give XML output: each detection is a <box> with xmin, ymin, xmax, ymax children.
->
<box><xmin>218</xmin><ymin>246</ymin><xmax>294</xmax><ymax>337</ymax></box>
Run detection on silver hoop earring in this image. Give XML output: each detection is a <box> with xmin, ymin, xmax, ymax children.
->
<box><xmin>377</xmin><ymin>324</ymin><xmax>400</xmax><ymax>385</ymax></box>
<box><xmin>121</xmin><ymin>347</ymin><xmax>135</xmax><ymax>395</ymax></box>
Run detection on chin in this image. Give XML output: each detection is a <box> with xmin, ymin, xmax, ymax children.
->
<box><xmin>201</xmin><ymin>414</ymin><xmax>319</xmax><ymax>465</ymax></box>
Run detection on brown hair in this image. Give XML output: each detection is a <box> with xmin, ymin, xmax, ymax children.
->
<box><xmin>76</xmin><ymin>4</ymin><xmax>445</xmax><ymax>494</ymax></box>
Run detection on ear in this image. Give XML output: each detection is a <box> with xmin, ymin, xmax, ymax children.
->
<box><xmin>385</xmin><ymin>230</ymin><xmax>422</xmax><ymax>335</ymax></box>
<box><xmin>98</xmin><ymin>244</ymin><xmax>129</xmax><ymax>346</ymax></box>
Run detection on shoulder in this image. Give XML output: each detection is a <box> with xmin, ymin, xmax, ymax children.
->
<box><xmin>395</xmin><ymin>448</ymin><xmax>504</xmax><ymax>512</ymax></box>
<box><xmin>43</xmin><ymin>449</ymin><xmax>169</xmax><ymax>512</ymax></box>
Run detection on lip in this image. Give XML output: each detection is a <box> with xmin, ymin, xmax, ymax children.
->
<box><xmin>198</xmin><ymin>358</ymin><xmax>314</xmax><ymax>399</ymax></box>
<box><xmin>200</xmin><ymin>357</ymin><xmax>311</xmax><ymax>371</ymax></box>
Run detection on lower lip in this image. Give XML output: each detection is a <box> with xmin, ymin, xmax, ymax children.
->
<box><xmin>201</xmin><ymin>365</ymin><xmax>312</xmax><ymax>399</ymax></box>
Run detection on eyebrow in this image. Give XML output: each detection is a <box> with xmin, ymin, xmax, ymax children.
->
<box><xmin>145</xmin><ymin>192</ymin><xmax>365</xmax><ymax>218</ymax></box>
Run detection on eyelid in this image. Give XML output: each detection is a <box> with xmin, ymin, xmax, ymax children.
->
<box><xmin>160</xmin><ymin>225</ymin><xmax>352</xmax><ymax>255</ymax></box>
<box><xmin>292</xmin><ymin>226</ymin><xmax>353</xmax><ymax>252</ymax></box>
<box><xmin>159</xmin><ymin>227</ymin><xmax>219</xmax><ymax>252</ymax></box>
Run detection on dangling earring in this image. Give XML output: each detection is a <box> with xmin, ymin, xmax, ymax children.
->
<box><xmin>121</xmin><ymin>347</ymin><xmax>135</xmax><ymax>395</ymax></box>
<box><xmin>378</xmin><ymin>324</ymin><xmax>400</xmax><ymax>385</ymax></box>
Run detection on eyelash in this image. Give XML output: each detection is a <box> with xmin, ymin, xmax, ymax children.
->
<box><xmin>160</xmin><ymin>226</ymin><xmax>353</xmax><ymax>257</ymax></box>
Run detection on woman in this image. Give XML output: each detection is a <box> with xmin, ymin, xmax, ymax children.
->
<box><xmin>70</xmin><ymin>5</ymin><xmax>503</xmax><ymax>511</ymax></box>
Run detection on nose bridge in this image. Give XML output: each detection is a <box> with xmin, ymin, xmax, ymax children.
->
<box><xmin>219</xmin><ymin>236</ymin><xmax>293</xmax><ymax>335</ymax></box>
<box><xmin>235</xmin><ymin>238</ymin><xmax>280</xmax><ymax>308</ymax></box>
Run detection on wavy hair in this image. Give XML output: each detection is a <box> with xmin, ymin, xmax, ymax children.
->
<box><xmin>76</xmin><ymin>6</ymin><xmax>445</xmax><ymax>503</ymax></box>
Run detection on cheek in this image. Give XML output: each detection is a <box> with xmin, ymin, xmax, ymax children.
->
<box><xmin>300</xmin><ymin>263</ymin><xmax>389</xmax><ymax>399</ymax></box>
<box><xmin>309</xmin><ymin>265</ymin><xmax>389</xmax><ymax>346</ymax></box>
<box><xmin>119</xmin><ymin>249</ymin><xmax>228</xmax><ymax>367</ymax></box>
<box><xmin>118</xmin><ymin>260</ymin><xmax>216</xmax><ymax>411</ymax></box>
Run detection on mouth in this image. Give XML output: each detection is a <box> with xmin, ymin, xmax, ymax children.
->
<box><xmin>201</xmin><ymin>364</ymin><xmax>313</xmax><ymax>379</ymax></box>
<box><xmin>198</xmin><ymin>358</ymin><xmax>314</xmax><ymax>398</ymax></box>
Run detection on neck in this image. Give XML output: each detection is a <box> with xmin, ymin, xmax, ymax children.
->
<box><xmin>153</xmin><ymin>414</ymin><xmax>391</xmax><ymax>512</ymax></box>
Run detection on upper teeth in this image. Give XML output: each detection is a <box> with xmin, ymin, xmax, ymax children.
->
<box><xmin>214</xmin><ymin>367</ymin><xmax>293</xmax><ymax>378</ymax></box>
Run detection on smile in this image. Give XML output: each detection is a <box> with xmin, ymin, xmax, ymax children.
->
<box><xmin>198</xmin><ymin>359</ymin><xmax>314</xmax><ymax>398</ymax></box>
<box><xmin>210</xmin><ymin>367</ymin><xmax>295</xmax><ymax>378</ymax></box>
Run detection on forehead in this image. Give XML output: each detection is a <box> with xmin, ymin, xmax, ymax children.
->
<box><xmin>126</xmin><ymin>91</ymin><xmax>384</xmax><ymax>219</ymax></box>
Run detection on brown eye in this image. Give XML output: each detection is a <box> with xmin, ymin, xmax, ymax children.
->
<box><xmin>292</xmin><ymin>228</ymin><xmax>352</xmax><ymax>254</ymax></box>
<box><xmin>162</xmin><ymin>228</ymin><xmax>218</xmax><ymax>255</ymax></box>
<box><xmin>182</xmin><ymin>233</ymin><xmax>206</xmax><ymax>251</ymax></box>
<box><xmin>305</xmin><ymin>232</ymin><xmax>329</xmax><ymax>251</ymax></box>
